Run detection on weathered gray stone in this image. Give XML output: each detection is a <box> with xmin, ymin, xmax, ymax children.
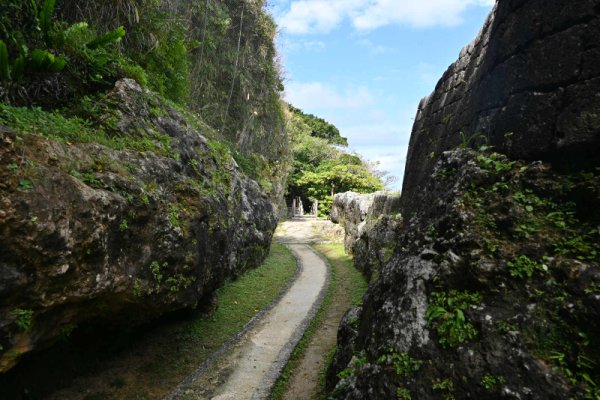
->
<box><xmin>0</xmin><ymin>79</ymin><xmax>277</xmax><ymax>372</ymax></box>
<box><xmin>329</xmin><ymin>1</ymin><xmax>600</xmax><ymax>398</ymax></box>
<box><xmin>330</xmin><ymin>149</ymin><xmax>600</xmax><ymax>400</ymax></box>
<box><xmin>402</xmin><ymin>0</ymin><xmax>600</xmax><ymax>215</ymax></box>
<box><xmin>331</xmin><ymin>191</ymin><xmax>401</xmax><ymax>280</ymax></box>
<box><xmin>331</xmin><ymin>191</ymin><xmax>375</xmax><ymax>253</ymax></box>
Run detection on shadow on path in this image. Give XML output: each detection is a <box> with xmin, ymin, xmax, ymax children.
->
<box><xmin>165</xmin><ymin>218</ymin><xmax>341</xmax><ymax>399</ymax></box>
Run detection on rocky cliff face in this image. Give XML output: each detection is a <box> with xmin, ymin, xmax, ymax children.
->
<box><xmin>330</xmin><ymin>149</ymin><xmax>600</xmax><ymax>400</ymax></box>
<box><xmin>329</xmin><ymin>1</ymin><xmax>600</xmax><ymax>399</ymax></box>
<box><xmin>403</xmin><ymin>0</ymin><xmax>600</xmax><ymax>214</ymax></box>
<box><xmin>0</xmin><ymin>79</ymin><xmax>277</xmax><ymax>372</ymax></box>
<box><xmin>331</xmin><ymin>191</ymin><xmax>401</xmax><ymax>281</ymax></box>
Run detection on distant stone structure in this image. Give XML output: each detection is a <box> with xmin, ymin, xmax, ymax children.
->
<box><xmin>290</xmin><ymin>196</ymin><xmax>304</xmax><ymax>217</ymax></box>
<box><xmin>330</xmin><ymin>191</ymin><xmax>401</xmax><ymax>280</ymax></box>
<box><xmin>310</xmin><ymin>200</ymin><xmax>319</xmax><ymax>216</ymax></box>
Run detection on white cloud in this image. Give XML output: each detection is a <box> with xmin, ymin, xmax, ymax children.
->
<box><xmin>276</xmin><ymin>0</ymin><xmax>495</xmax><ymax>34</ymax></box>
<box><xmin>284</xmin><ymin>82</ymin><xmax>374</xmax><ymax>110</ymax></box>
<box><xmin>338</xmin><ymin>122</ymin><xmax>414</xmax><ymax>188</ymax></box>
<box><xmin>356</xmin><ymin>38</ymin><xmax>394</xmax><ymax>55</ymax></box>
<box><xmin>342</xmin><ymin>124</ymin><xmax>409</xmax><ymax>146</ymax></box>
<box><xmin>285</xmin><ymin>39</ymin><xmax>326</xmax><ymax>52</ymax></box>
<box><xmin>367</xmin><ymin>109</ymin><xmax>387</xmax><ymax>122</ymax></box>
<box><xmin>349</xmin><ymin>144</ymin><xmax>409</xmax><ymax>189</ymax></box>
<box><xmin>353</xmin><ymin>0</ymin><xmax>495</xmax><ymax>30</ymax></box>
<box><xmin>278</xmin><ymin>0</ymin><xmax>364</xmax><ymax>34</ymax></box>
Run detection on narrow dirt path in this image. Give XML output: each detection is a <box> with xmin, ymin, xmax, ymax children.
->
<box><xmin>164</xmin><ymin>217</ymin><xmax>345</xmax><ymax>400</ymax></box>
<box><xmin>278</xmin><ymin>244</ymin><xmax>366</xmax><ymax>400</ymax></box>
<box><xmin>280</xmin><ymin>251</ymin><xmax>344</xmax><ymax>400</ymax></box>
<box><xmin>274</xmin><ymin>216</ymin><xmax>343</xmax><ymax>244</ymax></box>
<box><xmin>166</xmin><ymin>242</ymin><xmax>330</xmax><ymax>398</ymax></box>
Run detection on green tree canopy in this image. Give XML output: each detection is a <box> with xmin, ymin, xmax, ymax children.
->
<box><xmin>289</xmin><ymin>104</ymin><xmax>348</xmax><ymax>146</ymax></box>
<box><xmin>286</xmin><ymin>104</ymin><xmax>383</xmax><ymax>216</ymax></box>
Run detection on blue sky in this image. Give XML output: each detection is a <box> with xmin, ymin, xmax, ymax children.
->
<box><xmin>269</xmin><ymin>0</ymin><xmax>495</xmax><ymax>189</ymax></box>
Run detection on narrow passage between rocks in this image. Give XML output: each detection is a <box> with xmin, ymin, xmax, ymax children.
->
<box><xmin>166</xmin><ymin>220</ymin><xmax>331</xmax><ymax>400</ymax></box>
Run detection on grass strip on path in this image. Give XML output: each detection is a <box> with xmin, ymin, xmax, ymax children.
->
<box><xmin>48</xmin><ymin>243</ymin><xmax>298</xmax><ymax>400</ymax></box>
<box><xmin>316</xmin><ymin>244</ymin><xmax>369</xmax><ymax>307</ymax></box>
<box><xmin>269</xmin><ymin>243</ymin><xmax>368</xmax><ymax>400</ymax></box>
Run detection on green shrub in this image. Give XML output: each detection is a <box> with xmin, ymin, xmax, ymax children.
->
<box><xmin>40</xmin><ymin>0</ymin><xmax>57</xmax><ymax>46</ymax></box>
<box><xmin>378</xmin><ymin>350</ymin><xmax>422</xmax><ymax>377</ymax></box>
<box><xmin>59</xmin><ymin>22</ymin><xmax>96</xmax><ymax>50</ymax></box>
<box><xmin>86</xmin><ymin>26</ymin><xmax>125</xmax><ymax>50</ymax></box>
<box><xmin>480</xmin><ymin>373</ymin><xmax>505</xmax><ymax>390</ymax></box>
<box><xmin>18</xmin><ymin>178</ymin><xmax>34</xmax><ymax>191</ymax></box>
<box><xmin>289</xmin><ymin>105</ymin><xmax>347</xmax><ymax>146</ymax></box>
<box><xmin>427</xmin><ymin>290</ymin><xmax>480</xmax><ymax>347</ymax></box>
<box><xmin>432</xmin><ymin>378</ymin><xmax>455</xmax><ymax>400</ymax></box>
<box><xmin>142</xmin><ymin>34</ymin><xmax>190</xmax><ymax>104</ymax></box>
<box><xmin>118</xmin><ymin>60</ymin><xmax>148</xmax><ymax>87</ymax></box>
<box><xmin>0</xmin><ymin>0</ymin><xmax>138</xmax><ymax>93</ymax></box>
<box><xmin>113</xmin><ymin>2</ymin><xmax>192</xmax><ymax>104</ymax></box>
<box><xmin>0</xmin><ymin>40</ymin><xmax>9</xmax><ymax>81</ymax></box>
<box><xmin>11</xmin><ymin>308</ymin><xmax>34</xmax><ymax>331</ymax></box>
<box><xmin>0</xmin><ymin>104</ymin><xmax>173</xmax><ymax>156</ymax></box>
<box><xmin>506</xmin><ymin>255</ymin><xmax>545</xmax><ymax>279</ymax></box>
<box><xmin>554</xmin><ymin>235</ymin><xmax>598</xmax><ymax>261</ymax></box>
<box><xmin>337</xmin><ymin>354</ymin><xmax>367</xmax><ymax>379</ymax></box>
<box><xmin>0</xmin><ymin>39</ymin><xmax>67</xmax><ymax>82</ymax></box>
<box><xmin>477</xmin><ymin>152</ymin><xmax>515</xmax><ymax>173</ymax></box>
<box><xmin>29</xmin><ymin>48</ymin><xmax>66</xmax><ymax>72</ymax></box>
<box><xmin>396</xmin><ymin>387</ymin><xmax>412</xmax><ymax>400</ymax></box>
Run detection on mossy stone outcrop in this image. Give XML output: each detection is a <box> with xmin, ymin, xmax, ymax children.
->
<box><xmin>331</xmin><ymin>191</ymin><xmax>401</xmax><ymax>281</ymax></box>
<box><xmin>329</xmin><ymin>1</ymin><xmax>600</xmax><ymax>398</ymax></box>
<box><xmin>330</xmin><ymin>149</ymin><xmax>600</xmax><ymax>399</ymax></box>
<box><xmin>0</xmin><ymin>79</ymin><xmax>277</xmax><ymax>372</ymax></box>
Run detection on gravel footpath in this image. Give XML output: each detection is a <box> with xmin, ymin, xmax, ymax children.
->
<box><xmin>165</xmin><ymin>218</ymin><xmax>332</xmax><ymax>399</ymax></box>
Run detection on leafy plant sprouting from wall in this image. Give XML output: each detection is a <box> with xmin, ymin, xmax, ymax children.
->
<box><xmin>11</xmin><ymin>308</ymin><xmax>34</xmax><ymax>331</ymax></box>
<box><xmin>2</xmin><ymin>0</ymin><xmax>289</xmax><ymax>202</ymax></box>
<box><xmin>49</xmin><ymin>0</ymin><xmax>289</xmax><ymax>194</ymax></box>
<box><xmin>0</xmin><ymin>0</ymin><xmax>130</xmax><ymax>91</ymax></box>
<box><xmin>426</xmin><ymin>290</ymin><xmax>480</xmax><ymax>347</ymax></box>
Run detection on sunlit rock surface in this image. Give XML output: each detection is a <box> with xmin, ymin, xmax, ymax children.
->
<box><xmin>329</xmin><ymin>1</ymin><xmax>600</xmax><ymax>398</ymax></box>
<box><xmin>0</xmin><ymin>80</ymin><xmax>277</xmax><ymax>372</ymax></box>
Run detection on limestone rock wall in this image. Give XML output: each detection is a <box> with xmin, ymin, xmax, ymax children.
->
<box><xmin>329</xmin><ymin>149</ymin><xmax>600</xmax><ymax>399</ymax></box>
<box><xmin>402</xmin><ymin>0</ymin><xmax>600</xmax><ymax>214</ymax></box>
<box><xmin>328</xmin><ymin>1</ymin><xmax>600</xmax><ymax>399</ymax></box>
<box><xmin>331</xmin><ymin>191</ymin><xmax>401</xmax><ymax>280</ymax></box>
<box><xmin>331</xmin><ymin>192</ymin><xmax>375</xmax><ymax>254</ymax></box>
<box><xmin>0</xmin><ymin>80</ymin><xmax>277</xmax><ymax>372</ymax></box>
